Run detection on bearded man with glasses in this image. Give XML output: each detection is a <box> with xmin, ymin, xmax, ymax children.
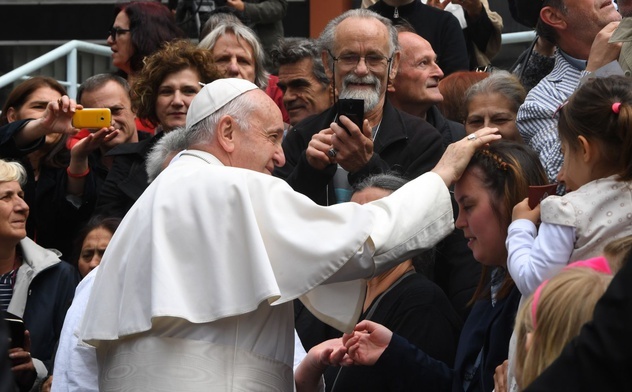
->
<box><xmin>275</xmin><ymin>9</ymin><xmax>444</xmax><ymax>209</ymax></box>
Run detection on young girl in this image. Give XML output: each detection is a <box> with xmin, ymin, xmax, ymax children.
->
<box><xmin>514</xmin><ymin>266</ymin><xmax>612</xmax><ymax>389</ymax></box>
<box><xmin>507</xmin><ymin>75</ymin><xmax>632</xmax><ymax>296</ymax></box>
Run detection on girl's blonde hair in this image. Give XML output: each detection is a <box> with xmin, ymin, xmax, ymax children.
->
<box><xmin>515</xmin><ymin>267</ymin><xmax>612</xmax><ymax>389</ymax></box>
<box><xmin>603</xmin><ymin>235</ymin><xmax>632</xmax><ymax>273</ymax></box>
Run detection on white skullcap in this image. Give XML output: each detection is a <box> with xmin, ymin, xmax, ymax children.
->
<box><xmin>186</xmin><ymin>78</ymin><xmax>258</xmax><ymax>128</ymax></box>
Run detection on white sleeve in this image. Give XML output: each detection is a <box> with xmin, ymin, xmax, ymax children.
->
<box><xmin>506</xmin><ymin>219</ymin><xmax>575</xmax><ymax>296</ymax></box>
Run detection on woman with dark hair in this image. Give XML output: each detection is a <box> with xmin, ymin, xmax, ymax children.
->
<box><xmin>72</xmin><ymin>216</ymin><xmax>121</xmax><ymax>278</ymax></box>
<box><xmin>107</xmin><ymin>1</ymin><xmax>185</xmax><ymax>78</ymax></box>
<box><xmin>331</xmin><ymin>142</ymin><xmax>549</xmax><ymax>392</ymax></box>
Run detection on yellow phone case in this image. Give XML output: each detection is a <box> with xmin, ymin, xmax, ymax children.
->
<box><xmin>72</xmin><ymin>108</ymin><xmax>111</xmax><ymax>129</ymax></box>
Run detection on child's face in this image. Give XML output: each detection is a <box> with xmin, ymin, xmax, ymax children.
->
<box><xmin>557</xmin><ymin>141</ymin><xmax>593</xmax><ymax>192</ymax></box>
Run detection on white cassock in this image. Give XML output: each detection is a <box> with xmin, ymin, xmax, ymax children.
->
<box><xmin>79</xmin><ymin>150</ymin><xmax>453</xmax><ymax>391</ymax></box>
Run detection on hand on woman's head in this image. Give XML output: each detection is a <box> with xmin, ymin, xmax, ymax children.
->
<box><xmin>432</xmin><ymin>127</ymin><xmax>501</xmax><ymax>187</ymax></box>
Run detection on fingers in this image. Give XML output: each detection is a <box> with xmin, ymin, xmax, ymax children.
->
<box><xmin>54</xmin><ymin>96</ymin><xmax>79</xmax><ymax>114</ymax></box>
<box><xmin>354</xmin><ymin>320</ymin><xmax>375</xmax><ymax>332</ymax></box>
<box><xmin>306</xmin><ymin>130</ymin><xmax>335</xmax><ymax>170</ymax></box>
<box><xmin>9</xmin><ymin>348</ymin><xmax>31</xmax><ymax>365</ymax></box>
<box><xmin>467</xmin><ymin>127</ymin><xmax>501</xmax><ymax>146</ymax></box>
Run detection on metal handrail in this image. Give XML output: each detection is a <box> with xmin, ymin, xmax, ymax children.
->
<box><xmin>0</xmin><ymin>40</ymin><xmax>111</xmax><ymax>98</ymax></box>
<box><xmin>501</xmin><ymin>30</ymin><xmax>536</xmax><ymax>45</ymax></box>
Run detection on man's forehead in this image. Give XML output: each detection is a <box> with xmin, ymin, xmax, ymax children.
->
<box><xmin>334</xmin><ymin>17</ymin><xmax>388</xmax><ymax>42</ymax></box>
<box><xmin>82</xmin><ymin>84</ymin><xmax>130</xmax><ymax>105</ymax></box>
<box><xmin>278</xmin><ymin>58</ymin><xmax>315</xmax><ymax>79</ymax></box>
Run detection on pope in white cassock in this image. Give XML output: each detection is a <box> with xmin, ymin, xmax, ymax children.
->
<box><xmin>79</xmin><ymin>78</ymin><xmax>500</xmax><ymax>391</ymax></box>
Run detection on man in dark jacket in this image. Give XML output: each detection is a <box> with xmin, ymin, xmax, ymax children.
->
<box><xmin>274</xmin><ymin>9</ymin><xmax>444</xmax><ymax>206</ymax></box>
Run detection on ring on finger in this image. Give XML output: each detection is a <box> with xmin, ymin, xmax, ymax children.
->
<box><xmin>467</xmin><ymin>133</ymin><xmax>477</xmax><ymax>141</ymax></box>
<box><xmin>328</xmin><ymin>148</ymin><xmax>338</xmax><ymax>158</ymax></box>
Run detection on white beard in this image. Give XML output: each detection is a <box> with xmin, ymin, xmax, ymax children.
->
<box><xmin>339</xmin><ymin>74</ymin><xmax>382</xmax><ymax>113</ymax></box>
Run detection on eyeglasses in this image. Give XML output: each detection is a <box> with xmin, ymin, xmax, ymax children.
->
<box><xmin>108</xmin><ymin>27</ymin><xmax>131</xmax><ymax>41</ymax></box>
<box><xmin>328</xmin><ymin>50</ymin><xmax>392</xmax><ymax>71</ymax></box>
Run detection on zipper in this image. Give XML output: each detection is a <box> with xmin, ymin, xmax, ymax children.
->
<box><xmin>394</xmin><ymin>6</ymin><xmax>399</xmax><ymax>18</ymax></box>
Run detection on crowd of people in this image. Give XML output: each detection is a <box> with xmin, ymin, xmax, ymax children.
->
<box><xmin>1</xmin><ymin>0</ymin><xmax>632</xmax><ymax>391</ymax></box>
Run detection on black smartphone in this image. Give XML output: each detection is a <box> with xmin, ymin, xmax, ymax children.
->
<box><xmin>4</xmin><ymin>314</ymin><xmax>25</xmax><ymax>349</ymax></box>
<box><xmin>336</xmin><ymin>98</ymin><xmax>364</xmax><ymax>135</ymax></box>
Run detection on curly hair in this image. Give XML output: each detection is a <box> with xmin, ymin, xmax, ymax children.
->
<box><xmin>131</xmin><ymin>39</ymin><xmax>221</xmax><ymax>127</ymax></box>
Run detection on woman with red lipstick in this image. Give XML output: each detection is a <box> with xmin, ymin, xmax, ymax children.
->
<box><xmin>338</xmin><ymin>142</ymin><xmax>548</xmax><ymax>392</ymax></box>
<box><xmin>0</xmin><ymin>159</ymin><xmax>79</xmax><ymax>391</ymax></box>
<box><xmin>94</xmin><ymin>40</ymin><xmax>221</xmax><ymax>218</ymax></box>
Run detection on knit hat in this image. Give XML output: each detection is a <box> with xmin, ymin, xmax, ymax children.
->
<box><xmin>186</xmin><ymin>78</ymin><xmax>258</xmax><ymax>128</ymax></box>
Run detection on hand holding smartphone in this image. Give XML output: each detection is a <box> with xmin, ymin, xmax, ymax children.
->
<box><xmin>4</xmin><ymin>313</ymin><xmax>25</xmax><ymax>349</ymax></box>
<box><xmin>528</xmin><ymin>184</ymin><xmax>558</xmax><ymax>209</ymax></box>
<box><xmin>72</xmin><ymin>108</ymin><xmax>111</xmax><ymax>129</ymax></box>
<box><xmin>336</xmin><ymin>99</ymin><xmax>364</xmax><ymax>135</ymax></box>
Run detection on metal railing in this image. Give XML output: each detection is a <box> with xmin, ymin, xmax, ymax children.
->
<box><xmin>501</xmin><ymin>30</ymin><xmax>536</xmax><ymax>45</ymax></box>
<box><xmin>0</xmin><ymin>40</ymin><xmax>111</xmax><ymax>99</ymax></box>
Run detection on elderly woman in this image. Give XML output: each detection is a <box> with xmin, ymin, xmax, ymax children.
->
<box><xmin>0</xmin><ymin>159</ymin><xmax>79</xmax><ymax>391</ymax></box>
<box><xmin>94</xmin><ymin>40</ymin><xmax>220</xmax><ymax>218</ymax></box>
<box><xmin>463</xmin><ymin>71</ymin><xmax>526</xmax><ymax>143</ymax></box>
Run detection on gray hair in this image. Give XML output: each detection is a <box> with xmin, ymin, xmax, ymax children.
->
<box><xmin>145</xmin><ymin>128</ymin><xmax>189</xmax><ymax>183</ymax></box>
<box><xmin>464</xmin><ymin>70</ymin><xmax>526</xmax><ymax>113</ymax></box>
<box><xmin>184</xmin><ymin>91</ymin><xmax>255</xmax><ymax>148</ymax></box>
<box><xmin>353</xmin><ymin>173</ymin><xmax>407</xmax><ymax>194</ymax></box>
<box><xmin>198</xmin><ymin>21</ymin><xmax>269</xmax><ymax>89</ymax></box>
<box><xmin>0</xmin><ymin>159</ymin><xmax>27</xmax><ymax>186</ymax></box>
<box><xmin>318</xmin><ymin>9</ymin><xmax>399</xmax><ymax>71</ymax></box>
<box><xmin>77</xmin><ymin>74</ymin><xmax>129</xmax><ymax>104</ymax></box>
<box><xmin>271</xmin><ymin>38</ymin><xmax>330</xmax><ymax>88</ymax></box>
<box><xmin>199</xmin><ymin>11</ymin><xmax>242</xmax><ymax>41</ymax></box>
